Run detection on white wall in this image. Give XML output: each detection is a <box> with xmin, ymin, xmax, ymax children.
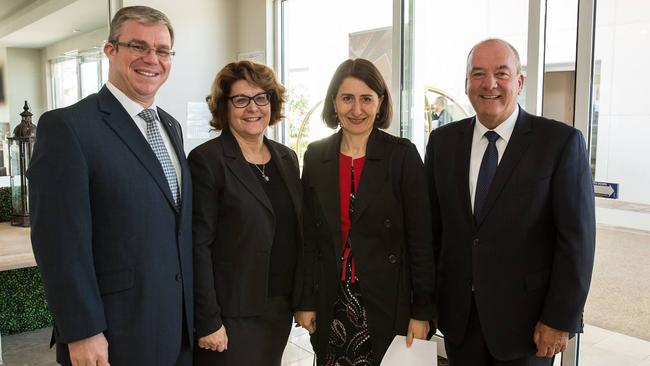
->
<box><xmin>123</xmin><ymin>0</ymin><xmax>238</xmax><ymax>153</ymax></box>
<box><xmin>5</xmin><ymin>47</ymin><xmax>43</xmax><ymax>128</ymax></box>
<box><xmin>0</xmin><ymin>47</ymin><xmax>8</xmax><ymax>123</ymax></box>
<box><xmin>236</xmin><ymin>0</ymin><xmax>273</xmax><ymax>64</ymax></box>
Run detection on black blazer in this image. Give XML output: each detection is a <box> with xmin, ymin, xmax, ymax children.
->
<box><xmin>300</xmin><ymin>128</ymin><xmax>436</xmax><ymax>362</ymax></box>
<box><xmin>28</xmin><ymin>86</ymin><xmax>193</xmax><ymax>365</ymax></box>
<box><xmin>188</xmin><ymin>130</ymin><xmax>304</xmax><ymax>337</ymax></box>
<box><xmin>425</xmin><ymin>107</ymin><xmax>596</xmax><ymax>360</ymax></box>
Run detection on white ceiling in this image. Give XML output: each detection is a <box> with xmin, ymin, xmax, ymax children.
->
<box><xmin>0</xmin><ymin>0</ymin><xmax>107</xmax><ymax>48</ymax></box>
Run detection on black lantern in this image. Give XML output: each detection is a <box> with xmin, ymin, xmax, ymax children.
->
<box><xmin>7</xmin><ymin>101</ymin><xmax>36</xmax><ymax>227</ymax></box>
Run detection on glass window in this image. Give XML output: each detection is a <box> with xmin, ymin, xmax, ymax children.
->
<box><xmin>50</xmin><ymin>58</ymin><xmax>79</xmax><ymax>108</ymax></box>
<box><xmin>404</xmin><ymin>0</ymin><xmax>529</xmax><ymax>155</ymax></box>
<box><xmin>50</xmin><ymin>49</ymin><xmax>107</xmax><ymax>108</ymax></box>
<box><xmin>280</xmin><ymin>0</ymin><xmax>393</xmax><ymax>162</ymax></box>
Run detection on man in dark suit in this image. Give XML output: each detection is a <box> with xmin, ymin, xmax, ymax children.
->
<box><xmin>28</xmin><ymin>6</ymin><xmax>192</xmax><ymax>366</ymax></box>
<box><xmin>425</xmin><ymin>38</ymin><xmax>595</xmax><ymax>365</ymax></box>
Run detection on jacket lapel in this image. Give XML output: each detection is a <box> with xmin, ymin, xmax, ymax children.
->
<box><xmin>351</xmin><ymin>128</ymin><xmax>388</xmax><ymax>223</ymax></box>
<box><xmin>456</xmin><ymin>118</ymin><xmax>475</xmax><ymax>228</ymax></box>
<box><xmin>98</xmin><ymin>86</ymin><xmax>177</xmax><ymax>210</ymax></box>
<box><xmin>158</xmin><ymin>108</ymin><xmax>186</xmax><ymax>212</ymax></box>
<box><xmin>221</xmin><ymin>130</ymin><xmax>273</xmax><ymax>213</ymax></box>
<box><xmin>475</xmin><ymin>107</ymin><xmax>534</xmax><ymax>227</ymax></box>
<box><xmin>268</xmin><ymin>140</ymin><xmax>302</xmax><ymax>220</ymax></box>
<box><xmin>317</xmin><ymin>132</ymin><xmax>343</xmax><ymax>262</ymax></box>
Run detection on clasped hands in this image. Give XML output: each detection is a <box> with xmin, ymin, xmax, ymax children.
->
<box><xmin>294</xmin><ymin>311</ymin><xmax>429</xmax><ymax>348</ymax></box>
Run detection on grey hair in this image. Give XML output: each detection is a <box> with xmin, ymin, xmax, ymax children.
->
<box><xmin>466</xmin><ymin>38</ymin><xmax>522</xmax><ymax>76</ymax></box>
<box><xmin>108</xmin><ymin>6</ymin><xmax>174</xmax><ymax>46</ymax></box>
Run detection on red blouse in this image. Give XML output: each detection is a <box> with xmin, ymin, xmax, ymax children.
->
<box><xmin>339</xmin><ymin>153</ymin><xmax>366</xmax><ymax>282</ymax></box>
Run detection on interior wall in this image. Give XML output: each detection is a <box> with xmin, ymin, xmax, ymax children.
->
<box><xmin>6</xmin><ymin>47</ymin><xmax>43</xmax><ymax>128</ymax></box>
<box><xmin>237</xmin><ymin>0</ymin><xmax>272</xmax><ymax>64</ymax></box>
<box><xmin>0</xmin><ymin>47</ymin><xmax>8</xmax><ymax>123</ymax></box>
<box><xmin>542</xmin><ymin>70</ymin><xmax>575</xmax><ymax>124</ymax></box>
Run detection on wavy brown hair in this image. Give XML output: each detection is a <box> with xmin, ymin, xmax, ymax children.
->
<box><xmin>206</xmin><ymin>61</ymin><xmax>286</xmax><ymax>131</ymax></box>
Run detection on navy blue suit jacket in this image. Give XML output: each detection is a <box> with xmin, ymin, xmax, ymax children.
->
<box><xmin>28</xmin><ymin>86</ymin><xmax>193</xmax><ymax>365</ymax></box>
<box><xmin>425</xmin><ymin>107</ymin><xmax>595</xmax><ymax>360</ymax></box>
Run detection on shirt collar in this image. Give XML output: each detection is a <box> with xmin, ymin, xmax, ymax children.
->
<box><xmin>106</xmin><ymin>81</ymin><xmax>159</xmax><ymax>120</ymax></box>
<box><xmin>475</xmin><ymin>106</ymin><xmax>519</xmax><ymax>143</ymax></box>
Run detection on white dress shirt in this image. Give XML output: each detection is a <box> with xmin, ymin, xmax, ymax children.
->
<box><xmin>469</xmin><ymin>107</ymin><xmax>519</xmax><ymax>212</ymax></box>
<box><xmin>105</xmin><ymin>81</ymin><xmax>182</xmax><ymax>187</ymax></box>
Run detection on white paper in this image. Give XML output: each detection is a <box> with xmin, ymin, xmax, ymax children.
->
<box><xmin>381</xmin><ymin>335</ymin><xmax>437</xmax><ymax>366</ymax></box>
<box><xmin>186</xmin><ymin>102</ymin><xmax>212</xmax><ymax>139</ymax></box>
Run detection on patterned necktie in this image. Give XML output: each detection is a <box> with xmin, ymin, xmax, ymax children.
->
<box><xmin>139</xmin><ymin>108</ymin><xmax>179</xmax><ymax>207</ymax></box>
<box><xmin>474</xmin><ymin>130</ymin><xmax>500</xmax><ymax>222</ymax></box>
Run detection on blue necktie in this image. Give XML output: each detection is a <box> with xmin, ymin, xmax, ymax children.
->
<box><xmin>139</xmin><ymin>108</ymin><xmax>180</xmax><ymax>208</ymax></box>
<box><xmin>474</xmin><ymin>131</ymin><xmax>499</xmax><ymax>222</ymax></box>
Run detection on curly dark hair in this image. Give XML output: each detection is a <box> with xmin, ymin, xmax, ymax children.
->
<box><xmin>206</xmin><ymin>61</ymin><xmax>286</xmax><ymax>131</ymax></box>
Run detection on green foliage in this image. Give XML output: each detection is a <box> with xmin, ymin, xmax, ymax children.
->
<box><xmin>286</xmin><ymin>87</ymin><xmax>311</xmax><ymax>157</ymax></box>
<box><xmin>0</xmin><ymin>186</ymin><xmax>11</xmax><ymax>222</ymax></box>
<box><xmin>0</xmin><ymin>267</ymin><xmax>52</xmax><ymax>335</ymax></box>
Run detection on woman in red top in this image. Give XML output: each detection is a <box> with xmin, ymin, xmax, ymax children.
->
<box><xmin>295</xmin><ymin>59</ymin><xmax>436</xmax><ymax>365</ymax></box>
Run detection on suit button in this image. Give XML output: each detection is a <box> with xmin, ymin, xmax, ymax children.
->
<box><xmin>384</xmin><ymin>219</ymin><xmax>392</xmax><ymax>228</ymax></box>
<box><xmin>473</xmin><ymin>239</ymin><xmax>479</xmax><ymax>247</ymax></box>
<box><xmin>315</xmin><ymin>221</ymin><xmax>322</xmax><ymax>228</ymax></box>
<box><xmin>388</xmin><ymin>254</ymin><xmax>397</xmax><ymax>264</ymax></box>
<box><xmin>175</xmin><ymin>273</ymin><xmax>182</xmax><ymax>282</ymax></box>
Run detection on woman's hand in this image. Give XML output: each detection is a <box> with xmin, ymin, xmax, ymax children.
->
<box><xmin>406</xmin><ymin>318</ymin><xmax>430</xmax><ymax>347</ymax></box>
<box><xmin>198</xmin><ymin>325</ymin><xmax>228</xmax><ymax>352</ymax></box>
<box><xmin>294</xmin><ymin>311</ymin><xmax>317</xmax><ymax>334</ymax></box>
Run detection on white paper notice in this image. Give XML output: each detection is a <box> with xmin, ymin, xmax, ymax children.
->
<box><xmin>186</xmin><ymin>102</ymin><xmax>212</xmax><ymax>139</ymax></box>
<box><xmin>381</xmin><ymin>335</ymin><xmax>437</xmax><ymax>366</ymax></box>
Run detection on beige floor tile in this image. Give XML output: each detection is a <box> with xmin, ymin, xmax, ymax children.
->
<box><xmin>281</xmin><ymin>342</ymin><xmax>313</xmax><ymax>365</ymax></box>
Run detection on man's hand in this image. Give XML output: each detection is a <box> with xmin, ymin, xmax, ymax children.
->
<box><xmin>406</xmin><ymin>319</ymin><xmax>430</xmax><ymax>347</ymax></box>
<box><xmin>294</xmin><ymin>311</ymin><xmax>317</xmax><ymax>334</ymax></box>
<box><xmin>533</xmin><ymin>321</ymin><xmax>569</xmax><ymax>357</ymax></box>
<box><xmin>198</xmin><ymin>325</ymin><xmax>228</xmax><ymax>352</ymax></box>
<box><xmin>68</xmin><ymin>332</ymin><xmax>109</xmax><ymax>366</ymax></box>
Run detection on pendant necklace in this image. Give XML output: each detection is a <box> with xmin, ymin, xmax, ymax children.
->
<box><xmin>254</xmin><ymin>163</ymin><xmax>270</xmax><ymax>182</ymax></box>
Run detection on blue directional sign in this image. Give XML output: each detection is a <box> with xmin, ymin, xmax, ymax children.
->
<box><xmin>594</xmin><ymin>181</ymin><xmax>619</xmax><ymax>199</ymax></box>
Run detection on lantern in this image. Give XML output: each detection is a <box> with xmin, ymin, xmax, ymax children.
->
<box><xmin>7</xmin><ymin>101</ymin><xmax>36</xmax><ymax>227</ymax></box>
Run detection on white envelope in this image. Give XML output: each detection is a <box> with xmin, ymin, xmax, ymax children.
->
<box><xmin>381</xmin><ymin>335</ymin><xmax>437</xmax><ymax>365</ymax></box>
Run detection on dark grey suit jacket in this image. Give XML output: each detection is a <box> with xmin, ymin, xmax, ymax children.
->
<box><xmin>425</xmin><ymin>107</ymin><xmax>595</xmax><ymax>360</ymax></box>
<box><xmin>28</xmin><ymin>86</ymin><xmax>193</xmax><ymax>365</ymax></box>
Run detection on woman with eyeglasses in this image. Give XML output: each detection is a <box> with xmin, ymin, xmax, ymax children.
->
<box><xmin>294</xmin><ymin>59</ymin><xmax>436</xmax><ymax>365</ymax></box>
<box><xmin>189</xmin><ymin>60</ymin><xmax>304</xmax><ymax>366</ymax></box>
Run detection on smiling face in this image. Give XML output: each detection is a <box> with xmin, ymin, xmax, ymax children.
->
<box><xmin>465</xmin><ymin>40</ymin><xmax>524</xmax><ymax>129</ymax></box>
<box><xmin>227</xmin><ymin>79</ymin><xmax>271</xmax><ymax>140</ymax></box>
<box><xmin>104</xmin><ymin>19</ymin><xmax>171</xmax><ymax>107</ymax></box>
<box><xmin>334</xmin><ymin>77</ymin><xmax>383</xmax><ymax>137</ymax></box>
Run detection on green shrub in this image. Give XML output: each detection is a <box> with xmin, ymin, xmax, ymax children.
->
<box><xmin>0</xmin><ymin>267</ymin><xmax>52</xmax><ymax>335</ymax></box>
<box><xmin>0</xmin><ymin>186</ymin><xmax>11</xmax><ymax>222</ymax></box>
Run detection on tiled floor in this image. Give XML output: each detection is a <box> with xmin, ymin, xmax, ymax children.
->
<box><xmin>2</xmin><ymin>323</ymin><xmax>649</xmax><ymax>365</ymax></box>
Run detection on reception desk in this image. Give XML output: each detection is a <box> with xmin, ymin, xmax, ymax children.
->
<box><xmin>0</xmin><ymin>222</ymin><xmax>34</xmax><ymax>272</ymax></box>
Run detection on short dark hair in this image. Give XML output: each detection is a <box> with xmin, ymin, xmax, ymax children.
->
<box><xmin>206</xmin><ymin>61</ymin><xmax>286</xmax><ymax>131</ymax></box>
<box><xmin>108</xmin><ymin>6</ymin><xmax>174</xmax><ymax>46</ymax></box>
<box><xmin>321</xmin><ymin>59</ymin><xmax>392</xmax><ymax>129</ymax></box>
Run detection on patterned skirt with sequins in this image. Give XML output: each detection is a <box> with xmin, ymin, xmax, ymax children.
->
<box><xmin>321</xmin><ymin>260</ymin><xmax>374</xmax><ymax>366</ymax></box>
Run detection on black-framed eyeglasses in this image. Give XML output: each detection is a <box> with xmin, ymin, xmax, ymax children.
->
<box><xmin>228</xmin><ymin>92</ymin><xmax>272</xmax><ymax>108</ymax></box>
<box><xmin>111</xmin><ymin>41</ymin><xmax>176</xmax><ymax>59</ymax></box>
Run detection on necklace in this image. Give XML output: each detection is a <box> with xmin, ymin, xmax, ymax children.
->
<box><xmin>254</xmin><ymin>163</ymin><xmax>270</xmax><ymax>182</ymax></box>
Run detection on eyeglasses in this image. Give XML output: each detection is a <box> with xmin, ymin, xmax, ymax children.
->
<box><xmin>111</xmin><ymin>41</ymin><xmax>176</xmax><ymax>59</ymax></box>
<box><xmin>228</xmin><ymin>92</ymin><xmax>271</xmax><ymax>108</ymax></box>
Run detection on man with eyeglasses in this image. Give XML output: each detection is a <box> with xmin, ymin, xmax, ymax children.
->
<box><xmin>28</xmin><ymin>6</ymin><xmax>193</xmax><ymax>366</ymax></box>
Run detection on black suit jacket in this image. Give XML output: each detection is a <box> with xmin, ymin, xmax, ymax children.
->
<box><xmin>424</xmin><ymin>107</ymin><xmax>595</xmax><ymax>360</ymax></box>
<box><xmin>300</xmin><ymin>128</ymin><xmax>436</xmax><ymax>362</ymax></box>
<box><xmin>188</xmin><ymin>130</ymin><xmax>304</xmax><ymax>337</ymax></box>
<box><xmin>28</xmin><ymin>86</ymin><xmax>193</xmax><ymax>365</ymax></box>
